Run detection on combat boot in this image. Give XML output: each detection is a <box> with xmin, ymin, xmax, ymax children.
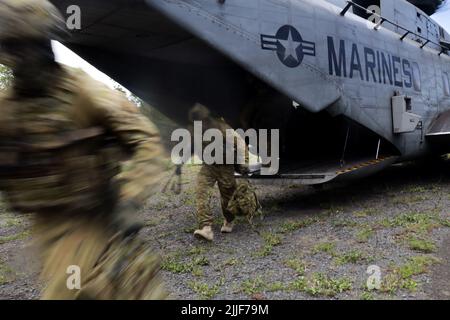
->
<box><xmin>221</xmin><ymin>220</ymin><xmax>234</xmax><ymax>233</ymax></box>
<box><xmin>194</xmin><ymin>226</ymin><xmax>214</xmax><ymax>241</ymax></box>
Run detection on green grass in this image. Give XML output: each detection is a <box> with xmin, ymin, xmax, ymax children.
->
<box><xmin>187</xmin><ymin>246</ymin><xmax>206</xmax><ymax>256</ymax></box>
<box><xmin>331</xmin><ymin>219</ymin><xmax>358</xmax><ymax>228</ymax></box>
<box><xmin>262</xmin><ymin>232</ymin><xmax>282</xmax><ymax>246</ymax></box>
<box><xmin>381</xmin><ymin>212</ymin><xmax>443</xmax><ymax>235</ymax></box>
<box><xmin>241</xmin><ymin>277</ymin><xmax>266</xmax><ymax>295</ymax></box>
<box><xmin>382</xmin><ymin>211</ymin><xmax>447</xmax><ymax>253</ymax></box>
<box><xmin>381</xmin><ymin>255</ymin><xmax>440</xmax><ymax>294</ymax></box>
<box><xmin>150</xmin><ymin>201</ymin><xmax>167</xmax><ymax>211</ymax></box>
<box><xmin>401</xmin><ymin>278</ymin><xmax>418</xmax><ymax>292</ymax></box>
<box><xmin>223</xmin><ymin>258</ymin><xmax>239</xmax><ymax>267</ymax></box>
<box><xmin>408</xmin><ymin>237</ymin><xmax>436</xmax><ymax>253</ymax></box>
<box><xmin>290</xmin><ymin>273</ymin><xmax>352</xmax><ymax>297</ymax></box>
<box><xmin>439</xmin><ymin>218</ymin><xmax>450</xmax><ymax>228</ymax></box>
<box><xmin>182</xmin><ymin>196</ymin><xmax>196</xmax><ymax>208</ymax></box>
<box><xmin>191</xmin><ymin>267</ymin><xmax>204</xmax><ymax>277</ymax></box>
<box><xmin>266</xmin><ymin>282</ymin><xmax>287</xmax><ymax>292</ymax></box>
<box><xmin>278</xmin><ymin>218</ymin><xmax>318</xmax><ymax>233</ymax></box>
<box><xmin>391</xmin><ymin>195</ymin><xmax>429</xmax><ymax>205</ymax></box>
<box><xmin>334</xmin><ymin>250</ymin><xmax>366</xmax><ymax>265</ymax></box>
<box><xmin>0</xmin><ymin>260</ymin><xmax>13</xmax><ymax>285</ymax></box>
<box><xmin>356</xmin><ymin>227</ymin><xmax>374</xmax><ymax>243</ymax></box>
<box><xmin>312</xmin><ymin>241</ymin><xmax>336</xmax><ymax>255</ymax></box>
<box><xmin>3</xmin><ymin>217</ymin><xmax>22</xmax><ymax>228</ymax></box>
<box><xmin>188</xmin><ymin>279</ymin><xmax>224</xmax><ymax>300</ymax></box>
<box><xmin>398</xmin><ymin>255</ymin><xmax>440</xmax><ymax>278</ymax></box>
<box><xmin>161</xmin><ymin>256</ymin><xmax>193</xmax><ymax>274</ymax></box>
<box><xmin>254</xmin><ymin>232</ymin><xmax>282</xmax><ymax>257</ymax></box>
<box><xmin>183</xmin><ymin>226</ymin><xmax>197</xmax><ymax>234</ymax></box>
<box><xmin>361</xmin><ymin>291</ymin><xmax>375</xmax><ymax>300</ymax></box>
<box><xmin>0</xmin><ymin>230</ymin><xmax>30</xmax><ymax>245</ymax></box>
<box><xmin>384</xmin><ymin>212</ymin><xmax>434</xmax><ymax>228</ymax></box>
<box><xmin>354</xmin><ymin>208</ymin><xmax>378</xmax><ymax>217</ymax></box>
<box><xmin>144</xmin><ymin>217</ymin><xmax>162</xmax><ymax>227</ymax></box>
<box><xmin>285</xmin><ymin>259</ymin><xmax>306</xmax><ymax>276</ymax></box>
<box><xmin>192</xmin><ymin>256</ymin><xmax>210</xmax><ymax>267</ymax></box>
<box><xmin>161</xmin><ymin>253</ymin><xmax>210</xmax><ymax>274</ymax></box>
<box><xmin>254</xmin><ymin>245</ymin><xmax>274</xmax><ymax>257</ymax></box>
<box><xmin>407</xmin><ymin>186</ymin><xmax>427</xmax><ymax>193</ymax></box>
<box><xmin>290</xmin><ymin>277</ymin><xmax>307</xmax><ymax>291</ymax></box>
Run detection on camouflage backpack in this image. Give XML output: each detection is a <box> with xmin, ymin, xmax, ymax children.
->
<box><xmin>227</xmin><ymin>180</ymin><xmax>262</xmax><ymax>223</ymax></box>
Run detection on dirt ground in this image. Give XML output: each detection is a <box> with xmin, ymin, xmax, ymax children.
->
<box><xmin>0</xmin><ymin>159</ymin><xmax>449</xmax><ymax>300</ymax></box>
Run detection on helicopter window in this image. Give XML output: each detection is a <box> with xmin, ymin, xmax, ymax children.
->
<box><xmin>444</xmin><ymin>72</ymin><xmax>450</xmax><ymax>96</ymax></box>
<box><xmin>352</xmin><ymin>0</ymin><xmax>380</xmax><ymax>20</ymax></box>
<box><xmin>405</xmin><ymin>97</ymin><xmax>412</xmax><ymax>111</ymax></box>
<box><xmin>417</xmin><ymin>27</ymin><xmax>422</xmax><ymax>34</ymax></box>
<box><xmin>412</xmin><ymin>63</ymin><xmax>421</xmax><ymax>92</ymax></box>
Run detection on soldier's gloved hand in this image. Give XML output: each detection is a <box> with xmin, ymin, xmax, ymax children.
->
<box><xmin>110</xmin><ymin>199</ymin><xmax>144</xmax><ymax>238</ymax></box>
<box><xmin>235</xmin><ymin>164</ymin><xmax>250</xmax><ymax>175</ymax></box>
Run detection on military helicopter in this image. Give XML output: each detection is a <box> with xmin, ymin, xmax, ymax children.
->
<box><xmin>51</xmin><ymin>0</ymin><xmax>450</xmax><ymax>185</ymax></box>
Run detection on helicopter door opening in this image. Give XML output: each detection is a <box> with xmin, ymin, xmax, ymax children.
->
<box><xmin>352</xmin><ymin>0</ymin><xmax>381</xmax><ymax>20</ymax></box>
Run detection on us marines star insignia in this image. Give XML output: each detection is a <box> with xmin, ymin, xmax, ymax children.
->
<box><xmin>261</xmin><ymin>25</ymin><xmax>316</xmax><ymax>68</ymax></box>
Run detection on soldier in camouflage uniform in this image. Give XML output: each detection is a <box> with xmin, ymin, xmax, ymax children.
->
<box><xmin>189</xmin><ymin>104</ymin><xmax>253</xmax><ymax>241</ymax></box>
<box><xmin>0</xmin><ymin>0</ymin><xmax>167</xmax><ymax>299</ymax></box>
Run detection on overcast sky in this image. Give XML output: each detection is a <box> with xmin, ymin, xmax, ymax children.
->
<box><xmin>53</xmin><ymin>41</ymin><xmax>116</xmax><ymax>88</ymax></box>
<box><xmin>432</xmin><ymin>0</ymin><xmax>450</xmax><ymax>31</ymax></box>
<box><xmin>53</xmin><ymin>1</ymin><xmax>450</xmax><ymax>88</ymax></box>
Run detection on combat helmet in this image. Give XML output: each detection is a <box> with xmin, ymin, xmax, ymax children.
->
<box><xmin>189</xmin><ymin>103</ymin><xmax>211</xmax><ymax>122</ymax></box>
<box><xmin>0</xmin><ymin>0</ymin><xmax>67</xmax><ymax>68</ymax></box>
<box><xmin>0</xmin><ymin>0</ymin><xmax>67</xmax><ymax>41</ymax></box>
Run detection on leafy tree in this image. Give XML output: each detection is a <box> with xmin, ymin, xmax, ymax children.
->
<box><xmin>114</xmin><ymin>83</ymin><xmax>178</xmax><ymax>153</ymax></box>
<box><xmin>407</xmin><ymin>0</ymin><xmax>444</xmax><ymax>15</ymax></box>
<box><xmin>0</xmin><ymin>64</ymin><xmax>12</xmax><ymax>91</ymax></box>
<box><xmin>114</xmin><ymin>84</ymin><xmax>144</xmax><ymax>108</ymax></box>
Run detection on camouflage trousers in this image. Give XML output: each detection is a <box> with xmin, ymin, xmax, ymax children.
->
<box><xmin>35</xmin><ymin>214</ymin><xmax>167</xmax><ymax>300</ymax></box>
<box><xmin>196</xmin><ymin>165</ymin><xmax>237</xmax><ymax>228</ymax></box>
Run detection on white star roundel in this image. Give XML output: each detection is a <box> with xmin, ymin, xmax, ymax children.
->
<box><xmin>261</xmin><ymin>25</ymin><xmax>316</xmax><ymax>68</ymax></box>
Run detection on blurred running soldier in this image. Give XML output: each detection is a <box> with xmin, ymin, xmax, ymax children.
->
<box><xmin>0</xmin><ymin>0</ymin><xmax>167</xmax><ymax>299</ymax></box>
